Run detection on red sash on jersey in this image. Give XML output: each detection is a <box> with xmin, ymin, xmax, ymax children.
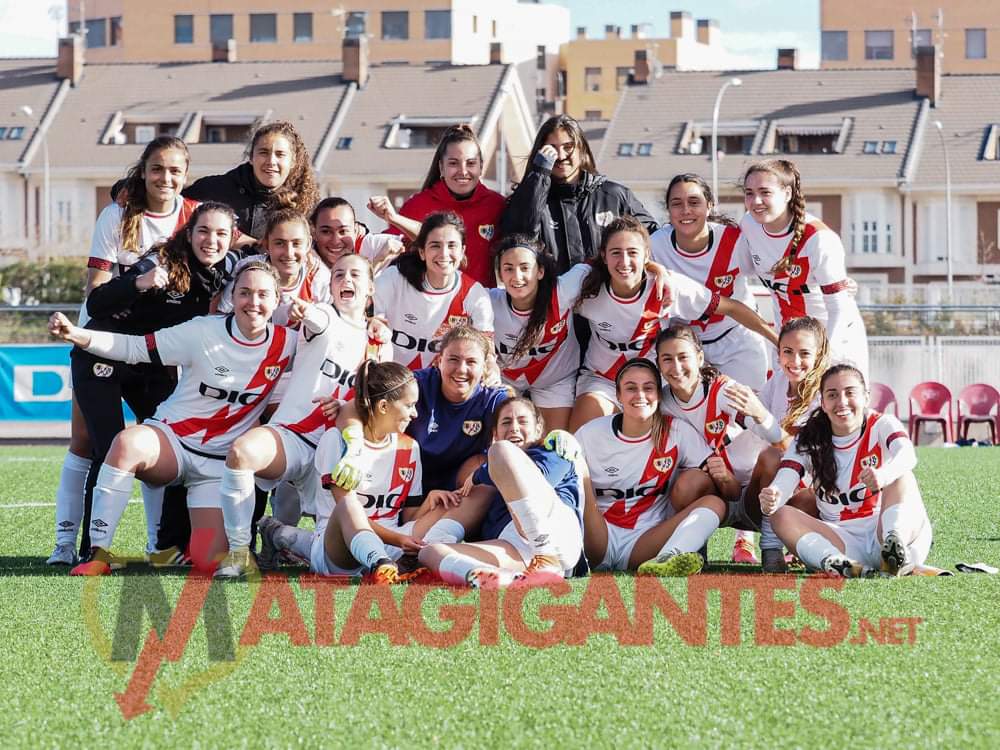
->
<box><xmin>406</xmin><ymin>273</ymin><xmax>479</xmax><ymax>370</ymax></box>
<box><xmin>503</xmin><ymin>290</ymin><xmax>570</xmax><ymax>385</ymax></box>
<box><xmin>695</xmin><ymin>227</ymin><xmax>740</xmax><ymax>330</ymax></box>
<box><xmin>770</xmin><ymin>221</ymin><xmax>823</xmax><ymax>321</ymax></box>
<box><xmin>597</xmin><ymin>282</ymin><xmax>665</xmax><ymax>381</ymax></box>
<box><xmin>604</xmin><ymin>418</ymin><xmax>679</xmax><ymax>529</ymax></box>
<box><xmin>701</xmin><ymin>376</ymin><xmax>737</xmax><ymax>472</ymax></box>
<box><xmin>840</xmin><ymin>412</ymin><xmax>883</xmax><ymax>521</ymax></box>
<box><xmin>369</xmin><ymin>435</ymin><xmax>419</xmax><ymax>522</ymax></box>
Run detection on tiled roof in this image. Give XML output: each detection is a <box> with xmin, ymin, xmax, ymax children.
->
<box><xmin>0</xmin><ymin>59</ymin><xmax>64</xmax><ymax>167</ymax></box>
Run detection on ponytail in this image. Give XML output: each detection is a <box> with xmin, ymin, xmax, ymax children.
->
<box><xmin>353</xmin><ymin>360</ymin><xmax>416</xmax><ymax>430</ymax></box>
<box><xmin>422</xmin><ymin>124</ymin><xmax>483</xmax><ymax>192</ymax></box>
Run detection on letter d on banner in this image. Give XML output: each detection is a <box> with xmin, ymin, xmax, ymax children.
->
<box><xmin>13</xmin><ymin>365</ymin><xmax>72</xmax><ymax>402</ymax></box>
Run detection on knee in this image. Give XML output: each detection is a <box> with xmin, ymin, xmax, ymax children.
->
<box><xmin>418</xmin><ymin>543</ymin><xmax>451</xmax><ymax>567</ymax></box>
<box><xmin>769</xmin><ymin>506</ymin><xmax>794</xmax><ymax>534</ymax></box>
<box><xmin>703</xmin><ymin>494</ymin><xmax>727</xmax><ymax>520</ymax></box>
<box><xmin>672</xmin><ymin>469</ymin><xmax>714</xmax><ymax>509</ymax></box>
<box><xmin>756</xmin><ymin>447</ymin><xmax>782</xmax><ymax>482</ymax></box>
<box><xmin>226</xmin><ymin>432</ymin><xmax>260</xmax><ymax>470</ymax></box>
<box><xmin>487</xmin><ymin>440</ymin><xmax>518</xmax><ymax>473</ymax></box>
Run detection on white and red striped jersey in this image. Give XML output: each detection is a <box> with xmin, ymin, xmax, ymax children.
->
<box><xmin>759</xmin><ymin>369</ymin><xmax>819</xmax><ymax>431</ymax></box>
<box><xmin>219</xmin><ymin>253</ymin><xmax>332</xmax><ymax>327</ymax></box>
<box><xmin>577</xmin><ymin>271</ymin><xmax>715</xmax><ymax>384</ymax></box>
<box><xmin>314</xmin><ymin>428</ymin><xmax>423</xmax><ymax>529</ymax></box>
<box><xmin>772</xmin><ymin>412</ymin><xmax>913</xmax><ymax>524</ymax></box>
<box><xmin>650</xmin><ymin>222</ymin><xmax>755</xmax><ymax>341</ymax></box>
<box><xmin>144</xmin><ymin>314</ymin><xmax>295</xmax><ymax>456</ymax></box>
<box><xmin>374</xmin><ymin>266</ymin><xmax>493</xmax><ymax>370</ymax></box>
<box><xmin>88</xmin><ymin>197</ymin><xmax>199</xmax><ymax>275</ymax></box>
<box><xmin>491</xmin><ymin>263</ymin><xmax>588</xmax><ymax>391</ymax></box>
<box><xmin>576</xmin><ymin>414</ymin><xmax>712</xmax><ymax>531</ymax></box>
<box><xmin>737</xmin><ymin>212</ymin><xmax>850</xmax><ymax>325</ymax></box>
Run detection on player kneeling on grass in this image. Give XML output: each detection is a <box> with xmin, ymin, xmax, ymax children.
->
<box><xmin>418</xmin><ymin>397</ymin><xmax>585</xmax><ymax>588</ymax></box>
<box><xmin>759</xmin><ymin>364</ymin><xmax>932</xmax><ymax>577</ymax></box>
<box><xmin>258</xmin><ymin>361</ymin><xmax>448</xmax><ymax>583</ymax></box>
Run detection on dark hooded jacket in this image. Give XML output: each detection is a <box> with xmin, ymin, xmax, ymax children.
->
<box><xmin>183</xmin><ymin>162</ymin><xmax>276</xmax><ymax>239</ymax></box>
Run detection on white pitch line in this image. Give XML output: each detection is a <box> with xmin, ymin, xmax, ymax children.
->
<box><xmin>0</xmin><ymin>457</ymin><xmax>55</xmax><ymax>462</ymax></box>
<box><xmin>0</xmin><ymin>500</ymin><xmax>142</xmax><ymax>509</ymax></box>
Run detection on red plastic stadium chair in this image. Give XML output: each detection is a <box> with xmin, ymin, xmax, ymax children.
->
<box><xmin>956</xmin><ymin>383</ymin><xmax>1000</xmax><ymax>444</ymax></box>
<box><xmin>908</xmin><ymin>381</ymin><xmax>953</xmax><ymax>445</ymax></box>
<box><xmin>869</xmin><ymin>382</ymin><xmax>898</xmax><ymax>416</ymax></box>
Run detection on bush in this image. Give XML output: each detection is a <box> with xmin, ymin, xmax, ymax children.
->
<box><xmin>0</xmin><ymin>258</ymin><xmax>87</xmax><ymax>304</ymax></box>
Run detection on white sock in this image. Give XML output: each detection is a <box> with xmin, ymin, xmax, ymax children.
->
<box><xmin>91</xmin><ymin>464</ymin><xmax>135</xmax><ymax>549</ymax></box>
<box><xmin>507</xmin><ymin>496</ymin><xmax>558</xmax><ymax>557</ymax></box>
<box><xmin>880</xmin><ymin>505</ymin><xmax>905</xmax><ymax>537</ymax></box>
<box><xmin>759</xmin><ymin>517</ymin><xmax>782</xmax><ymax>551</ymax></box>
<box><xmin>733</xmin><ymin>529</ymin><xmax>755</xmax><ymax>545</ymax></box>
<box><xmin>54</xmin><ymin>452</ymin><xmax>90</xmax><ymax>546</ymax></box>
<box><xmin>658</xmin><ymin>506</ymin><xmax>721</xmax><ymax>556</ymax></box>
<box><xmin>795</xmin><ymin>532</ymin><xmax>841</xmax><ymax>571</ymax></box>
<box><xmin>349</xmin><ymin>530</ymin><xmax>388</xmax><ymax>571</ymax></box>
<box><xmin>140</xmin><ymin>482</ymin><xmax>164</xmax><ymax>553</ymax></box>
<box><xmin>271</xmin><ymin>481</ymin><xmax>302</xmax><ymax>526</ymax></box>
<box><xmin>220</xmin><ymin>467</ymin><xmax>256</xmax><ymax>549</ymax></box>
<box><xmin>422</xmin><ymin>518</ymin><xmax>465</xmax><ymax>545</ymax></box>
<box><xmin>438</xmin><ymin>551</ymin><xmax>490</xmax><ymax>586</ymax></box>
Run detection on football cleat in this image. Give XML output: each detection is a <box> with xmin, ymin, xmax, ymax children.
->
<box><xmin>821</xmin><ymin>553</ymin><xmax>876</xmax><ymax>579</ymax></box>
<box><xmin>370</xmin><ymin>560</ymin><xmax>400</xmax><ymax>585</ymax></box>
<box><xmin>880</xmin><ymin>530</ymin><xmax>915</xmax><ymax>577</ymax></box>
<box><xmin>524</xmin><ymin>553</ymin><xmax>562</xmax><ymax>576</ymax></box>
<box><xmin>146</xmin><ymin>545</ymin><xmax>191</xmax><ymax>568</ymax></box>
<box><xmin>637</xmin><ymin>550</ymin><xmax>704</xmax><ymax>577</ymax></box>
<box><xmin>46</xmin><ymin>542</ymin><xmax>78</xmax><ymax>566</ymax></box>
<box><xmin>467</xmin><ymin>567</ymin><xmax>518</xmax><ymax>589</ymax></box>
<box><xmin>761</xmin><ymin>547</ymin><xmax>788</xmax><ymax>573</ymax></box>
<box><xmin>731</xmin><ymin>537</ymin><xmax>760</xmax><ymax>565</ymax></box>
<box><xmin>213</xmin><ymin>546</ymin><xmax>257</xmax><ymax>580</ymax></box>
<box><xmin>70</xmin><ymin>548</ymin><xmax>116</xmax><ymax>576</ymax></box>
<box><xmin>255</xmin><ymin>516</ymin><xmax>285</xmax><ymax>571</ymax></box>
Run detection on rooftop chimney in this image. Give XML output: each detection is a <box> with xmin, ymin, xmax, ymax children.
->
<box><xmin>576</xmin><ymin>26</ymin><xmax>586</xmax><ymax>39</ymax></box>
<box><xmin>670</xmin><ymin>11</ymin><xmax>693</xmax><ymax>40</ymax></box>
<box><xmin>916</xmin><ymin>45</ymin><xmax>940</xmax><ymax>106</ymax></box>
<box><xmin>56</xmin><ymin>34</ymin><xmax>83</xmax><ymax>86</ymax></box>
<box><xmin>777</xmin><ymin>48</ymin><xmax>797</xmax><ymax>70</ymax></box>
<box><xmin>343</xmin><ymin>36</ymin><xmax>369</xmax><ymax>87</ymax></box>
<box><xmin>212</xmin><ymin>38</ymin><xmax>237</xmax><ymax>63</ymax></box>
<box><xmin>633</xmin><ymin>49</ymin><xmax>650</xmax><ymax>85</ymax></box>
<box><xmin>490</xmin><ymin>42</ymin><xmax>503</xmax><ymax>64</ymax></box>
<box><xmin>605</xmin><ymin>25</ymin><xmax>621</xmax><ymax>39</ymax></box>
<box><xmin>696</xmin><ymin>19</ymin><xmax>719</xmax><ymax>46</ymax></box>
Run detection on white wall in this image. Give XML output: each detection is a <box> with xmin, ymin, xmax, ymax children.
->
<box><xmin>0</xmin><ymin>174</ymin><xmax>26</xmax><ymax>248</ymax></box>
<box><xmin>451</xmin><ymin>0</ymin><xmax>569</xmax><ymax>65</ymax></box>
<box><xmin>916</xmin><ymin>196</ymin><xmax>979</xmax><ymax>267</ymax></box>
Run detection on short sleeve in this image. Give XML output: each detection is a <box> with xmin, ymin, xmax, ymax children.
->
<box><xmin>88</xmin><ymin>203</ymin><xmax>124</xmax><ymax>271</ymax></box>
<box><xmin>467</xmin><ymin>282</ymin><xmax>494</xmax><ymax>334</ymax></box>
<box><xmin>808</xmin><ymin>228</ymin><xmax>849</xmax><ymax>287</ymax></box>
<box><xmin>668</xmin><ymin>271</ymin><xmax>715</xmax><ymax>321</ymax></box>
<box><xmin>374</xmin><ymin>266</ymin><xmax>401</xmax><ymax>319</ymax></box>
<box><xmin>149</xmin><ymin>318</ymin><xmax>202</xmax><ymax>367</ymax></box>
<box><xmin>409</xmin><ymin>442</ymin><xmax>424</xmax><ymax>497</ymax></box>
<box><xmin>673</xmin><ymin>419</ymin><xmax>713</xmax><ymax>468</ymax></box>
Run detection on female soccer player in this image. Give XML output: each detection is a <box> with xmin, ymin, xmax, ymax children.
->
<box><xmin>374</xmin><ymin>212</ymin><xmax>493</xmax><ymax>371</ymax></box>
<box><xmin>575</xmin><ymin>358</ymin><xmax>727</xmax><ymax>575</ymax></box>
<box><xmin>739</xmin><ymin>159</ymin><xmax>868</xmax><ymax>375</ymax></box>
<box><xmin>48</xmin><ymin>135</ymin><xmax>198</xmax><ymax>566</ymax></box>
<box><xmin>418</xmin><ymin>397</ymin><xmax>584</xmax><ymax>587</ymax></box>
<box><xmin>650</xmin><ymin>173</ymin><xmax>768</xmax><ymax>391</ymax></box>
<box><xmin>309</xmin><ymin>196</ymin><xmax>404</xmax><ymax>273</ymax></box>
<box><xmin>48</xmin><ymin>260</ymin><xmax>295</xmax><ymax>576</ymax></box>
<box><xmin>185</xmin><ymin>121</ymin><xmax>320</xmax><ymax>240</ymax></box>
<box><xmin>760</xmin><ymin>365</ymin><xmax>932</xmax><ymax>577</ymax></box>
<box><xmin>215</xmin><ymin>253</ymin><xmax>386</xmax><ymax>578</ymax></box>
<box><xmin>368</xmin><ymin>124</ymin><xmax>505</xmax><ymax>287</ymax></box>
<box><xmin>570</xmin><ymin>215</ymin><xmax>778</xmax><ymax>431</ymax></box>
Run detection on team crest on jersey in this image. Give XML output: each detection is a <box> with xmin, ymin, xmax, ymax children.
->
<box><xmin>405</xmin><ymin>313</ymin><xmax>418</xmax><ymax>324</ymax></box>
<box><xmin>549</xmin><ymin>319</ymin><xmax>566</xmax><ymax>335</ymax></box>
<box><xmin>706</xmin><ymin>418</ymin><xmax>726</xmax><ymax>435</ymax></box>
<box><xmin>653</xmin><ymin>456</ymin><xmax>674</xmax><ymax>473</ymax></box>
<box><xmin>398</xmin><ymin>466</ymin><xmax>414</xmax><ymax>482</ymax></box>
<box><xmin>478</xmin><ymin>224</ymin><xmax>495</xmax><ymax>240</ymax></box>
<box><xmin>860</xmin><ymin>454</ymin><xmax>880</xmax><ymax>469</ymax></box>
<box><xmin>462</xmin><ymin>420</ymin><xmax>482</xmax><ymax>436</ymax></box>
<box><xmin>448</xmin><ymin>314</ymin><xmax>470</xmax><ymax>327</ymax></box>
<box><xmin>787</xmin><ymin>264</ymin><xmax>804</xmax><ymax>279</ymax></box>
<box><xmin>713</xmin><ymin>274</ymin><xmax>734</xmax><ymax>289</ymax></box>
<box><xmin>92</xmin><ymin>363</ymin><xmax>113</xmax><ymax>378</ymax></box>
<box><xmin>264</xmin><ymin>365</ymin><xmax>281</xmax><ymax>381</ymax></box>
<box><xmin>595</xmin><ymin>211</ymin><xmax>614</xmax><ymax>227</ymax></box>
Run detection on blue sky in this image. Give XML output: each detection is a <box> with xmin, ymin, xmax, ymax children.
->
<box><xmin>0</xmin><ymin>0</ymin><xmax>820</xmax><ymax>67</ymax></box>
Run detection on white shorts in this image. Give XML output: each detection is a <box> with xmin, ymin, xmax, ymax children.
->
<box><xmin>310</xmin><ymin>519</ymin><xmax>414</xmax><ymax>576</ymax></box>
<box><xmin>827</xmin><ymin>514</ymin><xmax>932</xmax><ymax>569</ymax></box>
<box><xmin>575</xmin><ymin>370</ymin><xmax>619</xmax><ymax>406</ymax></box>
<box><xmin>496</xmin><ymin>500</ymin><xmax>583</xmax><ymax>575</ymax></box>
<box><xmin>509</xmin><ymin>373</ymin><xmax>577</xmax><ymax>410</ymax></box>
<box><xmin>255</xmin><ymin>425</ymin><xmax>320</xmax><ymax>515</ymax></box>
<box><xmin>148</xmin><ymin>421</ymin><xmax>224</xmax><ymax>509</ymax></box>
<box><xmin>703</xmin><ymin>325</ymin><xmax>769</xmax><ymax>393</ymax></box>
<box><xmin>595</xmin><ymin>521</ymin><xmax>657</xmax><ymax>572</ymax></box>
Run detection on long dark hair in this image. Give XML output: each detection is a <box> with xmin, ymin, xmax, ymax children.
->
<box><xmin>493</xmin><ymin>234</ymin><xmax>557</xmax><ymax>360</ymax></box>
<box><xmin>780</xmin><ymin>316</ymin><xmax>830</xmax><ymax>433</ymax></box>
<box><xmin>577</xmin><ymin>215</ymin><xmax>650</xmax><ymax>305</ymax></box>
<box><xmin>654</xmin><ymin>323</ymin><xmax>722</xmax><ymax>391</ymax></box>
<box><xmin>395</xmin><ymin>211</ymin><xmax>466</xmax><ymax>291</ymax></box>
<box><xmin>525</xmin><ymin>115</ymin><xmax>597</xmax><ymax>177</ymax></box>
<box><xmin>742</xmin><ymin>159</ymin><xmax>806</xmax><ymax>275</ymax></box>
<box><xmin>796</xmin><ymin>364</ymin><xmax>867</xmax><ymax>499</ymax></box>
<box><xmin>118</xmin><ymin>136</ymin><xmax>190</xmax><ymax>252</ymax></box>
<box><xmin>422</xmin><ymin>124</ymin><xmax>483</xmax><ymax>192</ymax></box>
<box><xmin>309</xmin><ymin>196</ymin><xmax>354</xmax><ymax>225</ymax></box>
<box><xmin>354</xmin><ymin>360</ymin><xmax>416</xmax><ymax>430</ymax></box>
<box><xmin>665</xmin><ymin>173</ymin><xmax>737</xmax><ymax>228</ymax></box>
<box><xmin>246</xmin><ymin>121</ymin><xmax>320</xmax><ymax>217</ymax></box>
<box><xmin>150</xmin><ymin>201</ymin><xmax>236</xmax><ymax>294</ymax></box>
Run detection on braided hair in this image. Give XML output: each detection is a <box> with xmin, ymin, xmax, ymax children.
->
<box><xmin>742</xmin><ymin>159</ymin><xmax>806</xmax><ymax>275</ymax></box>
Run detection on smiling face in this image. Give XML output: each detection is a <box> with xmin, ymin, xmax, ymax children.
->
<box><xmin>498</xmin><ymin>246</ymin><xmax>543</xmax><ymax>309</ymax></box>
<box><xmin>779</xmin><ymin>328</ymin><xmax>820</xmax><ymax>386</ymax></box>
<box><xmin>330</xmin><ymin>254</ymin><xmax>372</xmax><ymax>316</ymax></box>
<box><xmin>656</xmin><ymin>336</ymin><xmax>703</xmax><ymax>400</ymax></box>
<box><xmin>440</xmin><ymin>140</ymin><xmax>482</xmax><ymax>197</ymax></box>
<box><xmin>438</xmin><ymin>338</ymin><xmax>485</xmax><ymax>403</ymax></box>
<box><xmin>264</xmin><ymin>219</ymin><xmax>310</xmax><ymax>285</ymax></box>
<box><xmin>251</xmin><ymin>133</ymin><xmax>295</xmax><ymax>190</ymax></box>
<box><xmin>667</xmin><ymin>181</ymin><xmax>710</xmax><ymax>245</ymax></box>
<box><xmin>374</xmin><ymin>380</ymin><xmax>420</xmax><ymax>436</ymax></box>
<box><xmin>616</xmin><ymin>365</ymin><xmax>661</xmax><ymax>421</ymax></box>
<box><xmin>743</xmin><ymin>170</ymin><xmax>792</xmax><ymax>232</ymax></box>
<box><xmin>602</xmin><ymin>230</ymin><xmax>648</xmax><ymax>293</ymax></box>
<box><xmin>188</xmin><ymin>210</ymin><xmax>234</xmax><ymax>267</ymax></box>
<box><xmin>820</xmin><ymin>370</ymin><xmax>868</xmax><ymax>436</ymax></box>
<box><xmin>545</xmin><ymin>127</ymin><xmax>582</xmax><ymax>184</ymax></box>
<box><xmin>419</xmin><ymin>224</ymin><xmax>465</xmax><ymax>288</ymax></box>
<box><xmin>495</xmin><ymin>400</ymin><xmax>543</xmax><ymax>448</ymax></box>
<box><xmin>312</xmin><ymin>204</ymin><xmax>357</xmax><ymax>267</ymax></box>
<box><xmin>233</xmin><ymin>268</ymin><xmax>278</xmax><ymax>334</ymax></box>
<box><xmin>142</xmin><ymin>147</ymin><xmax>188</xmax><ymax>212</ymax></box>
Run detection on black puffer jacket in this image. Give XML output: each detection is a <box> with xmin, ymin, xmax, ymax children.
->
<box><xmin>502</xmin><ymin>153</ymin><xmax>658</xmax><ymax>273</ymax></box>
<box><xmin>184</xmin><ymin>162</ymin><xmax>275</xmax><ymax>239</ymax></box>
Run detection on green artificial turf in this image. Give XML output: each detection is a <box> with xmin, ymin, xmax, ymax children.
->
<box><xmin>1</xmin><ymin>445</ymin><xmax>998</xmax><ymax>748</ymax></box>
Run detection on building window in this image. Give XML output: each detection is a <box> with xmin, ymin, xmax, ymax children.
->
<box><xmin>346</xmin><ymin>12</ymin><xmax>367</xmax><ymax>39</ymax></box>
<box><xmin>637</xmin><ymin>142</ymin><xmax>652</xmax><ymax>156</ymax></box>
<box><xmin>865</xmin><ymin>30</ymin><xmax>893</xmax><ymax>60</ymax></box>
<box><xmin>85</xmin><ymin>17</ymin><xmax>107</xmax><ymax>48</ymax></box>
<box><xmin>584</xmin><ymin>109</ymin><xmax>602</xmax><ymax>120</ymax></box>
<box><xmin>863</xmin><ymin>140</ymin><xmax>878</xmax><ymax>154</ymax></box>
<box><xmin>966</xmin><ymin>28</ymin><xmax>987</xmax><ymax>59</ymax></box>
<box><xmin>110</xmin><ymin>17</ymin><xmax>122</xmax><ymax>46</ymax></box>
<box><xmin>336</xmin><ymin>137</ymin><xmax>353</xmax><ymax>150</ymax></box>
<box><xmin>200</xmin><ymin>123</ymin><xmax>252</xmax><ymax>144</ymax></box>
<box><xmin>0</xmin><ymin>126</ymin><xmax>25</xmax><ymax>140</ymax></box>
<box><xmin>778</xmin><ymin>134</ymin><xmax>837</xmax><ymax>154</ymax></box>
<box><xmin>250</xmin><ymin>13</ymin><xmax>277</xmax><ymax>43</ymax></box>
<box><xmin>491</xmin><ymin>19</ymin><xmax>497</xmax><ymax>38</ymax></box>
<box><xmin>911</xmin><ymin>28</ymin><xmax>932</xmax><ymax>55</ymax></box>
<box><xmin>862</xmin><ymin>220</ymin><xmax>879</xmax><ymax>253</ymax></box>
<box><xmin>210</xmin><ymin>14</ymin><xmax>233</xmax><ymax>44</ymax></box>
<box><xmin>615</xmin><ymin>66</ymin><xmax>632</xmax><ymax>90</ymax></box>
<box><xmin>472</xmin><ymin>15</ymin><xmax>478</xmax><ymax>34</ymax></box>
<box><xmin>584</xmin><ymin>67</ymin><xmax>601</xmax><ymax>92</ymax></box>
<box><xmin>174</xmin><ymin>15</ymin><xmax>193</xmax><ymax>44</ymax></box>
<box><xmin>617</xmin><ymin>143</ymin><xmax>634</xmax><ymax>156</ymax></box>
<box><xmin>821</xmin><ymin>30</ymin><xmax>847</xmax><ymax>61</ymax></box>
<box><xmin>701</xmin><ymin>134</ymin><xmax>754</xmax><ymax>155</ymax></box>
<box><xmin>881</xmin><ymin>140</ymin><xmax>897</xmax><ymax>154</ymax></box>
<box><xmin>425</xmin><ymin>10</ymin><xmax>451</xmax><ymax>39</ymax></box>
<box><xmin>382</xmin><ymin>11</ymin><xmax>409</xmax><ymax>40</ymax></box>
<box><xmin>294</xmin><ymin>13</ymin><xmax>313</xmax><ymax>42</ymax></box>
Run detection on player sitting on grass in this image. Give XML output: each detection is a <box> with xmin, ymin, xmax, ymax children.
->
<box><xmin>417</xmin><ymin>397</ymin><xmax>585</xmax><ymax>587</ymax></box>
<box><xmin>759</xmin><ymin>364</ymin><xmax>932</xmax><ymax>577</ymax></box>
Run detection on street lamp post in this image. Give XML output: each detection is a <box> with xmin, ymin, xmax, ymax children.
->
<box><xmin>20</xmin><ymin>105</ymin><xmax>51</xmax><ymax>247</ymax></box>
<box><xmin>711</xmin><ymin>77</ymin><xmax>742</xmax><ymax>200</ymax></box>
<box><xmin>933</xmin><ymin>120</ymin><xmax>953</xmax><ymax>298</ymax></box>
